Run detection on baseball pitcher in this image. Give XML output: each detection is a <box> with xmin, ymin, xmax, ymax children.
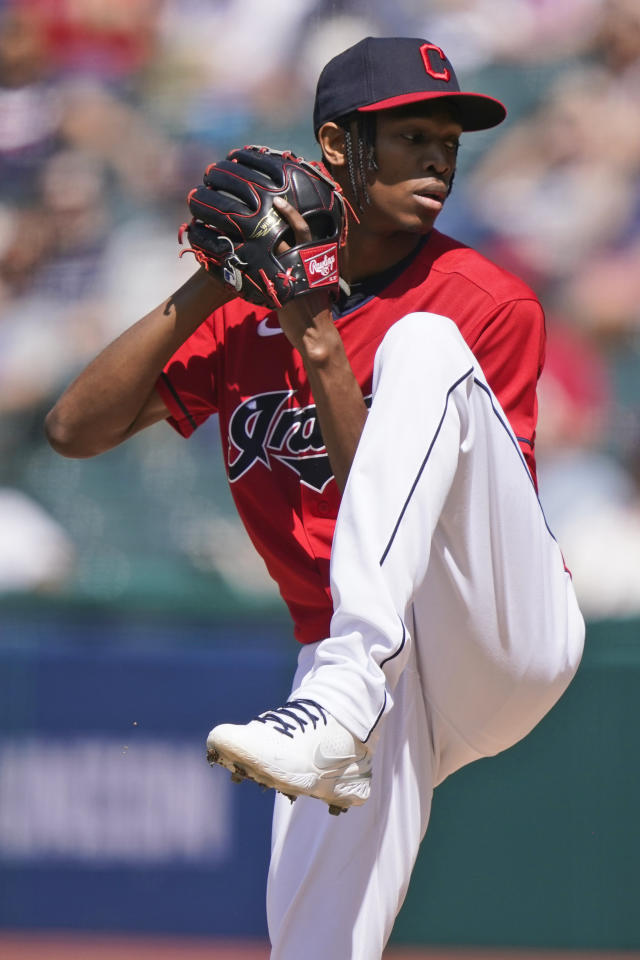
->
<box><xmin>46</xmin><ymin>36</ymin><xmax>585</xmax><ymax>960</ymax></box>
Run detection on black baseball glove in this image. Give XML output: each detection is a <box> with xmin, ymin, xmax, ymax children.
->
<box><xmin>179</xmin><ymin>145</ymin><xmax>348</xmax><ymax>308</ymax></box>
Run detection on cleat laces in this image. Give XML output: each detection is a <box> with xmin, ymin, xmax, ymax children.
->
<box><xmin>255</xmin><ymin>699</ymin><xmax>328</xmax><ymax>738</ymax></box>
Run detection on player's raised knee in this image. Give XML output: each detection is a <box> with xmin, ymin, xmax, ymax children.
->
<box><xmin>376</xmin><ymin>312</ymin><xmax>474</xmax><ymax>372</ymax></box>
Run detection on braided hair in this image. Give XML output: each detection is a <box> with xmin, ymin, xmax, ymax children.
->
<box><xmin>334</xmin><ymin>112</ymin><xmax>378</xmax><ymax>211</ymax></box>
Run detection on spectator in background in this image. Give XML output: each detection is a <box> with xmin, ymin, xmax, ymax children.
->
<box><xmin>0</xmin><ymin>1</ymin><xmax>182</xmax><ymax>208</ymax></box>
<box><xmin>561</xmin><ymin>240</ymin><xmax>640</xmax><ymax>345</ymax></box>
<box><xmin>590</xmin><ymin>0</ymin><xmax>640</xmax><ymax>82</ymax></box>
<box><xmin>422</xmin><ymin>0</ymin><xmax>602</xmax><ymax>71</ymax></box>
<box><xmin>19</xmin><ymin>0</ymin><xmax>162</xmax><ymax>88</ymax></box>
<box><xmin>466</xmin><ymin>66</ymin><xmax>640</xmax><ymax>286</ymax></box>
<box><xmin>0</xmin><ymin>0</ymin><xmax>191</xmax><ymax>423</ymax></box>
<box><xmin>0</xmin><ymin>5</ymin><xmax>62</xmax><ymax>202</ymax></box>
<box><xmin>150</xmin><ymin>0</ymin><xmax>319</xmax><ymax>148</ymax></box>
<box><xmin>0</xmin><ymin>141</ymin><xmax>196</xmax><ymax>422</ymax></box>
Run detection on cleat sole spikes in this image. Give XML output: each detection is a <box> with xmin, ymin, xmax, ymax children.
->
<box><xmin>328</xmin><ymin>804</ymin><xmax>348</xmax><ymax>816</ymax></box>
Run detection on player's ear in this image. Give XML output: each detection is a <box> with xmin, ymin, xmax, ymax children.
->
<box><xmin>318</xmin><ymin>122</ymin><xmax>346</xmax><ymax>167</ymax></box>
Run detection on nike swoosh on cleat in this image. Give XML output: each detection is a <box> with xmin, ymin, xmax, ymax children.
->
<box><xmin>312</xmin><ymin>744</ymin><xmax>370</xmax><ymax>776</ymax></box>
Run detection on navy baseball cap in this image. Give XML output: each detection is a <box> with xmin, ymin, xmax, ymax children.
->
<box><xmin>313</xmin><ymin>37</ymin><xmax>506</xmax><ymax>135</ymax></box>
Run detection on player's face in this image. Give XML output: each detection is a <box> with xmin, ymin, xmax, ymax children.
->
<box><xmin>363</xmin><ymin>105</ymin><xmax>462</xmax><ymax>234</ymax></box>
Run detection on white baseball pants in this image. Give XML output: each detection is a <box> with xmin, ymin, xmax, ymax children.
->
<box><xmin>267</xmin><ymin>312</ymin><xmax>585</xmax><ymax>960</ymax></box>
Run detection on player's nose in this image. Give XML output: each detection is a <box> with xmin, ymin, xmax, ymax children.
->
<box><xmin>421</xmin><ymin>141</ymin><xmax>454</xmax><ymax>176</ymax></box>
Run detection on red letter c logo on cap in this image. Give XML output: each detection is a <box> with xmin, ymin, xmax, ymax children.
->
<box><xmin>420</xmin><ymin>43</ymin><xmax>451</xmax><ymax>82</ymax></box>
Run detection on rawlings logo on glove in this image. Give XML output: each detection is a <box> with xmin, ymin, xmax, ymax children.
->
<box><xmin>179</xmin><ymin>145</ymin><xmax>349</xmax><ymax>309</ymax></box>
<box><xmin>302</xmin><ymin>246</ymin><xmax>338</xmax><ymax>284</ymax></box>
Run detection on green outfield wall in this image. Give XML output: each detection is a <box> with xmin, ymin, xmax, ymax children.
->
<box><xmin>394</xmin><ymin>617</ymin><xmax>640</xmax><ymax>950</ymax></box>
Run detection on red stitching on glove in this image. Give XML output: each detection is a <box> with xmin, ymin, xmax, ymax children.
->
<box><xmin>259</xmin><ymin>268</ymin><xmax>282</xmax><ymax>308</ymax></box>
<box><xmin>276</xmin><ymin>268</ymin><xmax>295</xmax><ymax>289</ymax></box>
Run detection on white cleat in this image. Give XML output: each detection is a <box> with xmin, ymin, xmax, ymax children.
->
<box><xmin>207</xmin><ymin>699</ymin><xmax>372</xmax><ymax>814</ymax></box>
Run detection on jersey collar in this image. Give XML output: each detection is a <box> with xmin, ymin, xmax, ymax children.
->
<box><xmin>332</xmin><ymin>233</ymin><xmax>431</xmax><ymax>318</ymax></box>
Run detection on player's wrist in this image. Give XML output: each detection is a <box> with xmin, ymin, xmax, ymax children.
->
<box><xmin>275</xmin><ymin>289</ymin><xmax>335</xmax><ymax>356</ymax></box>
<box><xmin>167</xmin><ymin>267</ymin><xmax>236</xmax><ymax>342</ymax></box>
<box><xmin>195</xmin><ymin>266</ymin><xmax>237</xmax><ymax>303</ymax></box>
<box><xmin>297</xmin><ymin>321</ymin><xmax>345</xmax><ymax>368</ymax></box>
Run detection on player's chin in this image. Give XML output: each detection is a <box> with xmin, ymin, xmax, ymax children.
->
<box><xmin>395</xmin><ymin>201</ymin><xmax>442</xmax><ymax>233</ymax></box>
<box><xmin>367</xmin><ymin>203</ymin><xmax>440</xmax><ymax>235</ymax></box>
<box><xmin>396</xmin><ymin>211</ymin><xmax>440</xmax><ymax>234</ymax></box>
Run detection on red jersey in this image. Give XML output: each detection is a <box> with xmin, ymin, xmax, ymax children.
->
<box><xmin>157</xmin><ymin>229</ymin><xmax>546</xmax><ymax>644</ymax></box>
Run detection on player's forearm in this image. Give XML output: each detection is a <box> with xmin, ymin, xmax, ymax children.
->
<box><xmin>45</xmin><ymin>268</ymin><xmax>231</xmax><ymax>458</ymax></box>
<box><xmin>300</xmin><ymin>326</ymin><xmax>368</xmax><ymax>494</ymax></box>
<box><xmin>276</xmin><ymin>292</ymin><xmax>368</xmax><ymax>492</ymax></box>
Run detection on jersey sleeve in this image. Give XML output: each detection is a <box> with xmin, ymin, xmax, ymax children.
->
<box><xmin>472</xmin><ymin>297</ymin><xmax>546</xmax><ymax>485</ymax></box>
<box><xmin>156</xmin><ymin>314</ymin><xmax>220</xmax><ymax>438</ymax></box>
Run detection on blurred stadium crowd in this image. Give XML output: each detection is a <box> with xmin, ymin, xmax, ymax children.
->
<box><xmin>1</xmin><ymin>0</ymin><xmax>639</xmax><ymax>621</ymax></box>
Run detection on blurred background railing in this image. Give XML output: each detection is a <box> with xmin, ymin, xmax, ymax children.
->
<box><xmin>1</xmin><ymin>0</ymin><xmax>640</xmax><ymax>953</ymax></box>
